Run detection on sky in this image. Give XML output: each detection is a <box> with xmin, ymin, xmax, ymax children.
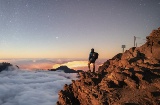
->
<box><xmin>0</xmin><ymin>0</ymin><xmax>160</xmax><ymax>59</ymax></box>
<box><xmin>0</xmin><ymin>67</ymin><xmax>78</xmax><ymax>105</ymax></box>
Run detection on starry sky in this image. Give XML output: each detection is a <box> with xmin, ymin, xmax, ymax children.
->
<box><xmin>0</xmin><ymin>0</ymin><xmax>160</xmax><ymax>59</ymax></box>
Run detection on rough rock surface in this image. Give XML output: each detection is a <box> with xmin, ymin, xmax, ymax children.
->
<box><xmin>57</xmin><ymin>27</ymin><xmax>160</xmax><ymax>105</ymax></box>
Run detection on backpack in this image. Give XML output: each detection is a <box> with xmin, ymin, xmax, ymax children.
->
<box><xmin>93</xmin><ymin>52</ymin><xmax>99</xmax><ymax>60</ymax></box>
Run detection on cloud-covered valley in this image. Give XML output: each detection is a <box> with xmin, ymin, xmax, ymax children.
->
<box><xmin>0</xmin><ymin>68</ymin><xmax>78</xmax><ymax>105</ymax></box>
<box><xmin>0</xmin><ymin>58</ymin><xmax>105</xmax><ymax>71</ymax></box>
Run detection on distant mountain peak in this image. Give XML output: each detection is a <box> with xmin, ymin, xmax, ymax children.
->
<box><xmin>49</xmin><ymin>65</ymin><xmax>83</xmax><ymax>73</ymax></box>
<box><xmin>0</xmin><ymin>62</ymin><xmax>13</xmax><ymax>72</ymax></box>
<box><xmin>56</xmin><ymin>66</ymin><xmax>70</xmax><ymax>70</ymax></box>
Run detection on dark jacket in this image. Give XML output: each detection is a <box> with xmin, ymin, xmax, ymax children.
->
<box><xmin>89</xmin><ymin>52</ymin><xmax>94</xmax><ymax>61</ymax></box>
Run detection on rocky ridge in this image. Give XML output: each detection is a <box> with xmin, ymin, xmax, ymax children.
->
<box><xmin>57</xmin><ymin>27</ymin><xmax>160</xmax><ymax>105</ymax></box>
<box><xmin>0</xmin><ymin>62</ymin><xmax>13</xmax><ymax>72</ymax></box>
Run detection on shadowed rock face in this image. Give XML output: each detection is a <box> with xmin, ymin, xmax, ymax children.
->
<box><xmin>57</xmin><ymin>27</ymin><xmax>160</xmax><ymax>105</ymax></box>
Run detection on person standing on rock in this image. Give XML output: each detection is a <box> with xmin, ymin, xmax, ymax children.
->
<box><xmin>88</xmin><ymin>48</ymin><xmax>99</xmax><ymax>72</ymax></box>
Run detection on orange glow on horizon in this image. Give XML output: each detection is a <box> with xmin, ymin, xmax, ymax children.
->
<box><xmin>0</xmin><ymin>59</ymin><xmax>104</xmax><ymax>71</ymax></box>
<box><xmin>52</xmin><ymin>60</ymin><xmax>102</xmax><ymax>71</ymax></box>
<box><xmin>52</xmin><ymin>61</ymin><xmax>88</xmax><ymax>69</ymax></box>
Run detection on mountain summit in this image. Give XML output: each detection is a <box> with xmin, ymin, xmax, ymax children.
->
<box><xmin>57</xmin><ymin>27</ymin><xmax>160</xmax><ymax>105</ymax></box>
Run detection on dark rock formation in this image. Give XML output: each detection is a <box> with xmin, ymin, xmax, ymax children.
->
<box><xmin>0</xmin><ymin>62</ymin><xmax>13</xmax><ymax>72</ymax></box>
<box><xmin>49</xmin><ymin>66</ymin><xmax>83</xmax><ymax>73</ymax></box>
<box><xmin>57</xmin><ymin>27</ymin><xmax>160</xmax><ymax>105</ymax></box>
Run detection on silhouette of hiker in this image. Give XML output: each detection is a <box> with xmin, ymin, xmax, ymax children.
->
<box><xmin>88</xmin><ymin>48</ymin><xmax>98</xmax><ymax>72</ymax></box>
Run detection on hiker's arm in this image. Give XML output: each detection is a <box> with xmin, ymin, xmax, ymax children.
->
<box><xmin>89</xmin><ymin>53</ymin><xmax>91</xmax><ymax>60</ymax></box>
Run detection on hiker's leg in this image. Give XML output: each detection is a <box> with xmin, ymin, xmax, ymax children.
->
<box><xmin>88</xmin><ymin>61</ymin><xmax>91</xmax><ymax>71</ymax></box>
<box><xmin>93</xmin><ymin>63</ymin><xmax>95</xmax><ymax>73</ymax></box>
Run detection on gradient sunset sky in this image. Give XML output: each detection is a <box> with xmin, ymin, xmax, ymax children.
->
<box><xmin>0</xmin><ymin>0</ymin><xmax>160</xmax><ymax>59</ymax></box>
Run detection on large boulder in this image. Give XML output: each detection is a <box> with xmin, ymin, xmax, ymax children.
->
<box><xmin>139</xmin><ymin>27</ymin><xmax>160</xmax><ymax>59</ymax></box>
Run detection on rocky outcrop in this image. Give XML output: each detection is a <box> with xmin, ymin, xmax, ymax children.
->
<box><xmin>0</xmin><ymin>62</ymin><xmax>13</xmax><ymax>72</ymax></box>
<box><xmin>57</xmin><ymin>27</ymin><xmax>160</xmax><ymax>105</ymax></box>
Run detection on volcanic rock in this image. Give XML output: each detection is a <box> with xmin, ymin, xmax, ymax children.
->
<box><xmin>57</xmin><ymin>27</ymin><xmax>160</xmax><ymax>105</ymax></box>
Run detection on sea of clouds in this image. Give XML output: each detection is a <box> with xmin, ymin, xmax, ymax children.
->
<box><xmin>0</xmin><ymin>58</ymin><xmax>105</xmax><ymax>71</ymax></box>
<box><xmin>0</xmin><ymin>67</ymin><xmax>78</xmax><ymax>105</ymax></box>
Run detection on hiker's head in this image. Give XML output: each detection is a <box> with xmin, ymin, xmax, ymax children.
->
<box><xmin>91</xmin><ymin>48</ymin><xmax>94</xmax><ymax>53</ymax></box>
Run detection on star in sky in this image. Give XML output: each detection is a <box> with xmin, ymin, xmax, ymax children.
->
<box><xmin>56</xmin><ymin>37</ymin><xmax>59</xmax><ymax>39</ymax></box>
<box><xmin>0</xmin><ymin>0</ymin><xmax>159</xmax><ymax>59</ymax></box>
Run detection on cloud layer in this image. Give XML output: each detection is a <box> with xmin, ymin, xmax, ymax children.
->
<box><xmin>0</xmin><ymin>58</ymin><xmax>106</xmax><ymax>71</ymax></box>
<box><xmin>0</xmin><ymin>68</ymin><xmax>77</xmax><ymax>105</ymax></box>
